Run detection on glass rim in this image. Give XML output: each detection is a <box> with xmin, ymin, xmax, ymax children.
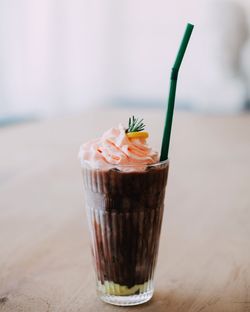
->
<box><xmin>80</xmin><ymin>158</ymin><xmax>169</xmax><ymax>169</ymax></box>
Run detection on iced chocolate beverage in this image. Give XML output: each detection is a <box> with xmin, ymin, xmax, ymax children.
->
<box><xmin>79</xmin><ymin>119</ymin><xmax>169</xmax><ymax>306</ymax></box>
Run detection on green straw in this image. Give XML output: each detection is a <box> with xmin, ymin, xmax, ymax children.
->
<box><xmin>160</xmin><ymin>23</ymin><xmax>194</xmax><ymax>161</ymax></box>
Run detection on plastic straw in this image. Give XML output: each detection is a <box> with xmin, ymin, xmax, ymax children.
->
<box><xmin>160</xmin><ymin>23</ymin><xmax>194</xmax><ymax>161</ymax></box>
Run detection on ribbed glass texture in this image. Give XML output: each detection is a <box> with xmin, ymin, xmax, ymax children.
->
<box><xmin>81</xmin><ymin>161</ymin><xmax>169</xmax><ymax>306</ymax></box>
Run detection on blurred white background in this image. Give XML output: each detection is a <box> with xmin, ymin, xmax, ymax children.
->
<box><xmin>0</xmin><ymin>0</ymin><xmax>250</xmax><ymax>123</ymax></box>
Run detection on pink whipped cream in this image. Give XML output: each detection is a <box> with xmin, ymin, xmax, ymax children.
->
<box><xmin>79</xmin><ymin>124</ymin><xmax>158</xmax><ymax>169</ymax></box>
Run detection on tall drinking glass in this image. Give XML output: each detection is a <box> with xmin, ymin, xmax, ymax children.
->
<box><xmin>81</xmin><ymin>160</ymin><xmax>169</xmax><ymax>306</ymax></box>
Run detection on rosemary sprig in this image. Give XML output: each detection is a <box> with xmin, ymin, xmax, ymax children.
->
<box><xmin>126</xmin><ymin>116</ymin><xmax>145</xmax><ymax>133</ymax></box>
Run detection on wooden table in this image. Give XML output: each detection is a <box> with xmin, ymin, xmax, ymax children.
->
<box><xmin>0</xmin><ymin>109</ymin><xmax>250</xmax><ymax>312</ymax></box>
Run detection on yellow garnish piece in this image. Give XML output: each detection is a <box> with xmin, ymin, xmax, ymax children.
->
<box><xmin>126</xmin><ymin>131</ymin><xmax>149</xmax><ymax>139</ymax></box>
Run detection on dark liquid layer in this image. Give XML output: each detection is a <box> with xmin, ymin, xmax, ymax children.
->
<box><xmin>82</xmin><ymin>163</ymin><xmax>169</xmax><ymax>288</ymax></box>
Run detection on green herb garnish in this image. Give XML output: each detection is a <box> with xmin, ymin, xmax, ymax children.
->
<box><xmin>126</xmin><ymin>116</ymin><xmax>145</xmax><ymax>133</ymax></box>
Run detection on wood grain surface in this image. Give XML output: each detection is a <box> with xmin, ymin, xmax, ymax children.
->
<box><xmin>0</xmin><ymin>109</ymin><xmax>250</xmax><ymax>312</ymax></box>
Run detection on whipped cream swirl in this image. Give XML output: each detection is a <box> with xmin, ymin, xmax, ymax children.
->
<box><xmin>79</xmin><ymin>124</ymin><xmax>158</xmax><ymax>169</ymax></box>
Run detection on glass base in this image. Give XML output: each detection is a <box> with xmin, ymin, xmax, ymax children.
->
<box><xmin>97</xmin><ymin>280</ymin><xmax>154</xmax><ymax>306</ymax></box>
<box><xmin>99</xmin><ymin>289</ymin><xmax>153</xmax><ymax>306</ymax></box>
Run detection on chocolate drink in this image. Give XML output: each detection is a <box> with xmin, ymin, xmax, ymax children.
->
<box><xmin>82</xmin><ymin>160</ymin><xmax>169</xmax><ymax>302</ymax></box>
